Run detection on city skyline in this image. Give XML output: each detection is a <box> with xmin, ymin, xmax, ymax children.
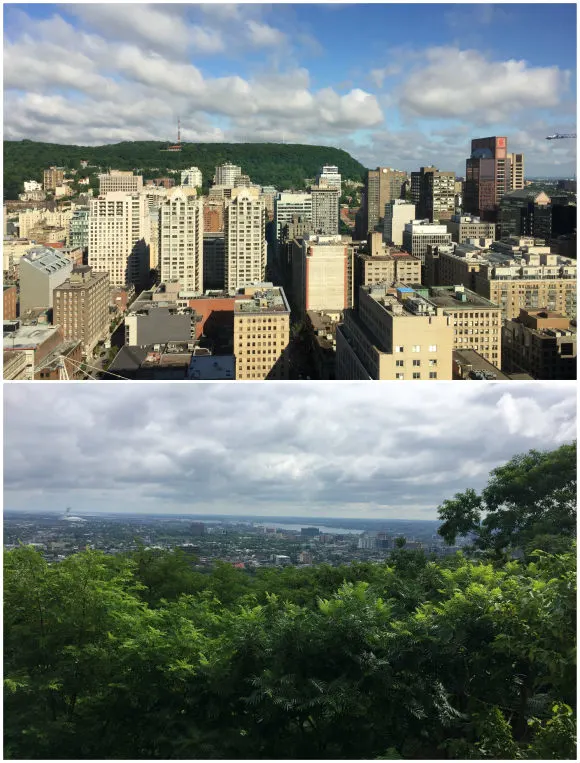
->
<box><xmin>3</xmin><ymin>3</ymin><xmax>577</xmax><ymax>176</ymax></box>
<box><xmin>4</xmin><ymin>382</ymin><xmax>576</xmax><ymax>519</ymax></box>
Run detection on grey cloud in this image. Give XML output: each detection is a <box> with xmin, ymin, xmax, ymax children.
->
<box><xmin>4</xmin><ymin>384</ymin><xmax>576</xmax><ymax>520</ymax></box>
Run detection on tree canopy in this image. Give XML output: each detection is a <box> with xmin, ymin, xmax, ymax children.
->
<box><xmin>3</xmin><ymin>140</ymin><xmax>367</xmax><ymax>200</ymax></box>
<box><xmin>4</xmin><ymin>442</ymin><xmax>576</xmax><ymax>759</ymax></box>
<box><xmin>438</xmin><ymin>442</ymin><xmax>577</xmax><ymax>557</ymax></box>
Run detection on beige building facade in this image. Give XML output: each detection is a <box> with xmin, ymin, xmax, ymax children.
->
<box><xmin>99</xmin><ymin>172</ymin><xmax>143</xmax><ymax>195</ymax></box>
<box><xmin>233</xmin><ymin>285</ymin><xmax>290</xmax><ymax>380</ymax></box>
<box><xmin>336</xmin><ymin>284</ymin><xmax>453</xmax><ymax>379</ymax></box>
<box><xmin>225</xmin><ymin>188</ymin><xmax>266</xmax><ymax>291</ymax></box>
<box><xmin>88</xmin><ymin>192</ymin><xmax>151</xmax><ymax>289</ymax></box>
<box><xmin>159</xmin><ymin>187</ymin><xmax>204</xmax><ymax>293</ymax></box>
<box><xmin>384</xmin><ymin>200</ymin><xmax>416</xmax><ymax>245</ymax></box>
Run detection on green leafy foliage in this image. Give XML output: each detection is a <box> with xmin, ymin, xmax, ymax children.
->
<box><xmin>4</xmin><ymin>540</ymin><xmax>575</xmax><ymax>759</ymax></box>
<box><xmin>3</xmin><ymin>140</ymin><xmax>367</xmax><ymax>200</ymax></box>
<box><xmin>437</xmin><ymin>442</ymin><xmax>577</xmax><ymax>557</ymax></box>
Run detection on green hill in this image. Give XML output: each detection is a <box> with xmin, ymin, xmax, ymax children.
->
<box><xmin>3</xmin><ymin>140</ymin><xmax>367</xmax><ymax>200</ymax></box>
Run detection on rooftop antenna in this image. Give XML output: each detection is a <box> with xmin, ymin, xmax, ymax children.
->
<box><xmin>177</xmin><ymin>118</ymin><xmax>181</xmax><ymax>145</ymax></box>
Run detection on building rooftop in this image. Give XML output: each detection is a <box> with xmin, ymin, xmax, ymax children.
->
<box><xmin>20</xmin><ymin>246</ymin><xmax>72</xmax><ymax>274</ymax></box>
<box><xmin>427</xmin><ymin>285</ymin><xmax>500</xmax><ymax>310</ymax></box>
<box><xmin>188</xmin><ymin>354</ymin><xmax>235</xmax><ymax>380</ymax></box>
<box><xmin>3</xmin><ymin>323</ymin><xmax>60</xmax><ymax>350</ymax></box>
<box><xmin>364</xmin><ymin>283</ymin><xmax>440</xmax><ymax>318</ymax></box>
<box><xmin>234</xmin><ymin>285</ymin><xmax>290</xmax><ymax>314</ymax></box>
<box><xmin>453</xmin><ymin>349</ymin><xmax>511</xmax><ymax>380</ymax></box>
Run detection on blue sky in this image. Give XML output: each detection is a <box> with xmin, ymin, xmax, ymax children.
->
<box><xmin>3</xmin><ymin>3</ymin><xmax>577</xmax><ymax>175</ymax></box>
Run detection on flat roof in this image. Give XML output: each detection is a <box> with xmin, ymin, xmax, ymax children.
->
<box><xmin>3</xmin><ymin>324</ymin><xmax>60</xmax><ymax>349</ymax></box>
<box><xmin>453</xmin><ymin>349</ymin><xmax>510</xmax><ymax>380</ymax></box>
<box><xmin>427</xmin><ymin>286</ymin><xmax>500</xmax><ymax>309</ymax></box>
<box><xmin>235</xmin><ymin>286</ymin><xmax>290</xmax><ymax>314</ymax></box>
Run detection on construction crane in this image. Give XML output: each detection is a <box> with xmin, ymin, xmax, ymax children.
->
<box><xmin>546</xmin><ymin>133</ymin><xmax>577</xmax><ymax>140</ymax></box>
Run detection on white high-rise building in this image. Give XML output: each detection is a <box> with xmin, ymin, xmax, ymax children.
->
<box><xmin>159</xmin><ymin>187</ymin><xmax>204</xmax><ymax>293</ymax></box>
<box><xmin>214</xmin><ymin>162</ymin><xmax>242</xmax><ymax>187</ymax></box>
<box><xmin>88</xmin><ymin>192</ymin><xmax>150</xmax><ymax>288</ymax></box>
<box><xmin>274</xmin><ymin>192</ymin><xmax>312</xmax><ymax>243</ymax></box>
<box><xmin>316</xmin><ymin>165</ymin><xmax>342</xmax><ymax>193</ymax></box>
<box><xmin>180</xmin><ymin>167</ymin><xmax>203</xmax><ymax>188</ymax></box>
<box><xmin>384</xmin><ymin>200</ymin><xmax>416</xmax><ymax>246</ymax></box>
<box><xmin>224</xmin><ymin>188</ymin><xmax>266</xmax><ymax>291</ymax></box>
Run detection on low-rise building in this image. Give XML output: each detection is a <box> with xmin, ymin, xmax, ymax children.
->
<box><xmin>445</xmin><ymin>214</ymin><xmax>496</xmax><ymax>244</ymax></box>
<box><xmin>502</xmin><ymin>309</ymin><xmax>576</xmax><ymax>380</ymax></box>
<box><xmin>233</xmin><ymin>284</ymin><xmax>290</xmax><ymax>380</ymax></box>
<box><xmin>424</xmin><ymin>242</ymin><xmax>576</xmax><ymax>320</ymax></box>
<box><xmin>402</xmin><ymin>220</ymin><xmax>452</xmax><ymax>264</ymax></box>
<box><xmin>106</xmin><ymin>342</ymin><xmax>194</xmax><ymax>380</ymax></box>
<box><xmin>3</xmin><ymin>322</ymin><xmax>77</xmax><ymax>380</ymax></box>
<box><xmin>124</xmin><ymin>290</ymin><xmax>195</xmax><ymax>346</ymax></box>
<box><xmin>452</xmin><ymin>349</ymin><xmax>512</xmax><ymax>380</ymax></box>
<box><xmin>19</xmin><ymin>246</ymin><xmax>74</xmax><ymax>315</ymax></box>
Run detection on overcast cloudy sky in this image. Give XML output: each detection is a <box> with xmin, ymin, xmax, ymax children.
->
<box><xmin>3</xmin><ymin>383</ymin><xmax>576</xmax><ymax>519</ymax></box>
<box><xmin>3</xmin><ymin>3</ymin><xmax>576</xmax><ymax>175</ymax></box>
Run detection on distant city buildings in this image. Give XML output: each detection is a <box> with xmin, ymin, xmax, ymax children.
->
<box><xmin>180</xmin><ymin>167</ymin><xmax>203</xmax><ymax>188</ymax></box>
<box><xmin>214</xmin><ymin>162</ymin><xmax>242</xmax><ymax>187</ymax></box>
<box><xmin>402</xmin><ymin>220</ymin><xmax>453</xmax><ymax>265</ymax></box>
<box><xmin>311</xmin><ymin>184</ymin><xmax>340</xmax><ymax>235</ymax></box>
<box><xmin>43</xmin><ymin>166</ymin><xmax>64</xmax><ymax>191</ymax></box>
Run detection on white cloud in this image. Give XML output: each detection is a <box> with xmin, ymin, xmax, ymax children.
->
<box><xmin>400</xmin><ymin>47</ymin><xmax>570</xmax><ymax>123</ymax></box>
<box><xmin>245</xmin><ymin>20</ymin><xmax>286</xmax><ymax>48</ymax></box>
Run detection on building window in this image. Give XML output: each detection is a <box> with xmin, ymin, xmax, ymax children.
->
<box><xmin>412</xmin><ymin>345</ymin><xmax>420</xmax><ymax>352</ymax></box>
<box><xmin>395</xmin><ymin>360</ymin><xmax>404</xmax><ymax>367</ymax></box>
<box><xmin>412</xmin><ymin>359</ymin><xmax>421</xmax><ymax>367</ymax></box>
<box><xmin>395</xmin><ymin>373</ymin><xmax>404</xmax><ymax>380</ymax></box>
<box><xmin>428</xmin><ymin>344</ymin><xmax>437</xmax><ymax>352</ymax></box>
<box><xmin>412</xmin><ymin>372</ymin><xmax>421</xmax><ymax>379</ymax></box>
<box><xmin>429</xmin><ymin>372</ymin><xmax>438</xmax><ymax>379</ymax></box>
<box><xmin>395</xmin><ymin>345</ymin><xmax>404</xmax><ymax>353</ymax></box>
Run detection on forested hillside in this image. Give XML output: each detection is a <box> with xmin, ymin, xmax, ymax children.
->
<box><xmin>4</xmin><ymin>443</ymin><xmax>576</xmax><ymax>759</ymax></box>
<box><xmin>3</xmin><ymin>140</ymin><xmax>367</xmax><ymax>200</ymax></box>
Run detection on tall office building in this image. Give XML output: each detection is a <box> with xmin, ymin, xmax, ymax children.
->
<box><xmin>499</xmin><ymin>189</ymin><xmax>552</xmax><ymax>241</ymax></box>
<box><xmin>364</xmin><ymin>167</ymin><xmax>407</xmax><ymax>234</ymax></box>
<box><xmin>384</xmin><ymin>200</ymin><xmax>416</xmax><ymax>245</ymax></box>
<box><xmin>464</xmin><ymin>136</ymin><xmax>510</xmax><ymax>221</ymax></box>
<box><xmin>224</xmin><ymin>188</ymin><xmax>266</xmax><ymax>291</ymax></box>
<box><xmin>180</xmin><ymin>167</ymin><xmax>203</xmax><ymax>188</ymax></box>
<box><xmin>316</xmin><ymin>165</ymin><xmax>342</xmax><ymax>193</ymax></box>
<box><xmin>507</xmin><ymin>152</ymin><xmax>524</xmax><ymax>191</ymax></box>
<box><xmin>53</xmin><ymin>266</ymin><xmax>110</xmax><ymax>355</ymax></box>
<box><xmin>445</xmin><ymin>214</ymin><xmax>496</xmax><ymax>244</ymax></box>
<box><xmin>291</xmin><ymin>234</ymin><xmax>349</xmax><ymax>315</ymax></box>
<box><xmin>159</xmin><ymin>187</ymin><xmax>204</xmax><ymax>293</ymax></box>
<box><xmin>311</xmin><ymin>184</ymin><xmax>340</xmax><ymax>235</ymax></box>
<box><xmin>98</xmin><ymin>172</ymin><xmax>143</xmax><ymax>195</ymax></box>
<box><xmin>68</xmin><ymin>208</ymin><xmax>90</xmax><ymax>250</ymax></box>
<box><xmin>274</xmin><ymin>192</ymin><xmax>312</xmax><ymax>244</ymax></box>
<box><xmin>88</xmin><ymin>192</ymin><xmax>151</xmax><ymax>289</ymax></box>
<box><xmin>411</xmin><ymin>166</ymin><xmax>456</xmax><ymax>222</ymax></box>
<box><xmin>214</xmin><ymin>162</ymin><xmax>242</xmax><ymax>187</ymax></box>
